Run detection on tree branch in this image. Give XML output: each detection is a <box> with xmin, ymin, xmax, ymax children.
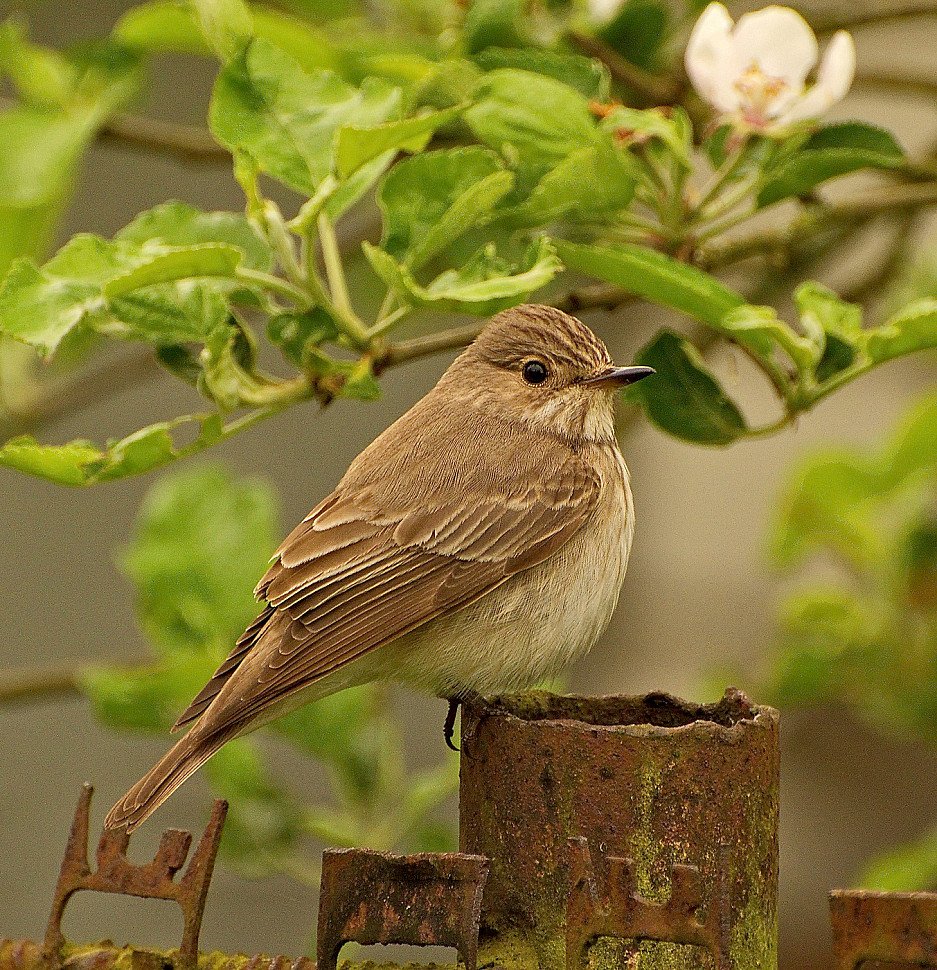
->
<box><xmin>98</xmin><ymin>112</ymin><xmax>229</xmax><ymax>164</ymax></box>
<box><xmin>1</xmin><ymin>348</ymin><xmax>165</xmax><ymax>439</ymax></box>
<box><xmin>811</xmin><ymin>0</ymin><xmax>937</xmax><ymax>32</ymax></box>
<box><xmin>566</xmin><ymin>31</ymin><xmax>682</xmax><ymax>105</ymax></box>
<box><xmin>0</xmin><ymin>95</ymin><xmax>228</xmax><ymax>165</ymax></box>
<box><xmin>0</xmin><ymin>665</ymin><xmax>83</xmax><ymax>704</ymax></box>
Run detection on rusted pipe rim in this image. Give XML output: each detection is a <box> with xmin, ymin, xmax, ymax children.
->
<box><xmin>464</xmin><ymin>688</ymin><xmax>777</xmax><ymax>737</ymax></box>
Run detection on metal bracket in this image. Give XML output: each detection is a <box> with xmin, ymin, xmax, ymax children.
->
<box><xmin>565</xmin><ymin>837</ymin><xmax>728</xmax><ymax>970</ymax></box>
<box><xmin>42</xmin><ymin>784</ymin><xmax>228</xmax><ymax>970</ymax></box>
<box><xmin>830</xmin><ymin>890</ymin><xmax>937</xmax><ymax>969</ymax></box>
<box><xmin>316</xmin><ymin>847</ymin><xmax>489</xmax><ymax>970</ymax></box>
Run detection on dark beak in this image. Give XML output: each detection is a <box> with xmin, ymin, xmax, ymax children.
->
<box><xmin>581</xmin><ymin>365</ymin><xmax>656</xmax><ymax>388</ymax></box>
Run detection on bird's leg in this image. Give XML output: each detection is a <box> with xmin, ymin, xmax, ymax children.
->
<box><xmin>442</xmin><ymin>691</ymin><xmax>482</xmax><ymax>752</ymax></box>
<box><xmin>444</xmin><ymin>698</ymin><xmax>461</xmax><ymax>752</ymax></box>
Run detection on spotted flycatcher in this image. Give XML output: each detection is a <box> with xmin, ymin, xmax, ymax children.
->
<box><xmin>105</xmin><ymin>304</ymin><xmax>654</xmax><ymax>831</ymax></box>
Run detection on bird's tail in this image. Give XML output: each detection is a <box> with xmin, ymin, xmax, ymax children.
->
<box><xmin>104</xmin><ymin>727</ymin><xmax>231</xmax><ymax>833</ymax></box>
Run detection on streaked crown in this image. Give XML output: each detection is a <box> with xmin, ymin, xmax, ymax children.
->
<box><xmin>469</xmin><ymin>305</ymin><xmax>613</xmax><ymax>374</ymax></box>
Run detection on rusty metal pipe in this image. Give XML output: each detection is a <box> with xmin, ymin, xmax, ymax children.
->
<box><xmin>459</xmin><ymin>688</ymin><xmax>780</xmax><ymax>970</ymax></box>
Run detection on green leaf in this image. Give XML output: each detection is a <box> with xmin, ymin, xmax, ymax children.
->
<box><xmin>722</xmin><ymin>304</ymin><xmax>820</xmax><ymax>375</ymax></box>
<box><xmin>0</xmin><ymin>413</ymin><xmax>232</xmax><ymax>486</ymax></box>
<box><xmin>307</xmin><ymin>349</ymin><xmax>382</xmax><ymax>400</ymax></box>
<box><xmin>0</xmin><ymin>235</ymin><xmax>122</xmax><ymax>355</ymax></box>
<box><xmin>598</xmin><ymin>106</ymin><xmax>691</xmax><ymax>164</ymax></box>
<box><xmin>108</xmin><ymin>286</ymin><xmax>229</xmax><ymax>345</ymax></box>
<box><xmin>758</xmin><ymin>122</ymin><xmax>904</xmax><ymax>207</ymax></box>
<box><xmin>462</xmin><ymin>0</ymin><xmax>525</xmax><ymax>54</ymax></box>
<box><xmin>364</xmin><ymin>236</ymin><xmax>561</xmax><ymax>315</ymax></box>
<box><xmin>555</xmin><ymin>240</ymin><xmax>745</xmax><ymax>328</ymax></box>
<box><xmin>0</xmin><ymin>435</ymin><xmax>102</xmax><ymax>485</ymax></box>
<box><xmin>273</xmin><ymin>685</ymin><xmax>377</xmax><ymax>763</ymax></box>
<box><xmin>335</xmin><ymin>104</ymin><xmax>463</xmax><ymax>178</ymax></box>
<box><xmin>519</xmin><ymin>142</ymin><xmax>634</xmax><ymax>224</ymax></box>
<box><xmin>377</xmin><ymin>147</ymin><xmax>511</xmax><ymax>267</ymax></box>
<box><xmin>859</xmin><ymin>828</ymin><xmax>937</xmax><ymax>892</ymax></box>
<box><xmin>117</xmin><ymin>201</ymin><xmax>273</xmax><ymax>271</ymax></box>
<box><xmin>268</xmin><ymin>308</ymin><xmax>338</xmax><ymax>365</ymax></box>
<box><xmin>770</xmin><ymin>451</ymin><xmax>882</xmax><ymax>568</ymax></box>
<box><xmin>191</xmin><ymin>0</ymin><xmax>254</xmax><ymax>59</ymax></box>
<box><xmin>210</xmin><ymin>38</ymin><xmax>401</xmax><ymax>194</ymax></box>
<box><xmin>630</xmin><ymin>330</ymin><xmax>747</xmax><ymax>446</ymax></box>
<box><xmin>204</xmin><ymin>739</ymin><xmax>304</xmax><ymax>871</ymax></box>
<box><xmin>866</xmin><ymin>299</ymin><xmax>937</xmax><ymax>363</ymax></box>
<box><xmin>115</xmin><ymin>1</ymin><xmax>340</xmax><ymax>73</ymax></box>
<box><xmin>597</xmin><ymin>0</ymin><xmax>669</xmax><ymax>71</ymax></box>
<box><xmin>464</xmin><ymin>69</ymin><xmax>599</xmax><ymax>183</ymax></box>
<box><xmin>103</xmin><ymin>243</ymin><xmax>243</xmax><ymax>297</ymax></box>
<box><xmin>81</xmin><ymin>654</ymin><xmax>212</xmax><ymax>732</ymax></box>
<box><xmin>0</xmin><ymin>104</ymin><xmax>101</xmax><ymax>274</ymax></box>
<box><xmin>475</xmin><ymin>48</ymin><xmax>610</xmax><ymax>99</ymax></box>
<box><xmin>122</xmin><ymin>463</ymin><xmax>277</xmax><ymax>652</ymax></box>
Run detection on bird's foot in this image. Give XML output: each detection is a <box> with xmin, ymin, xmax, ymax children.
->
<box><xmin>444</xmin><ymin>698</ymin><xmax>461</xmax><ymax>752</ymax></box>
<box><xmin>442</xmin><ymin>691</ymin><xmax>482</xmax><ymax>752</ymax></box>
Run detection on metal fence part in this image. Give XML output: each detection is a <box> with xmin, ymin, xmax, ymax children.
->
<box><xmin>830</xmin><ymin>889</ymin><xmax>937</xmax><ymax>969</ymax></box>
<box><xmin>42</xmin><ymin>785</ymin><xmax>227</xmax><ymax>970</ymax></box>
<box><xmin>315</xmin><ymin>847</ymin><xmax>489</xmax><ymax>970</ymax></box>
<box><xmin>459</xmin><ymin>688</ymin><xmax>779</xmax><ymax>970</ymax></box>
<box><xmin>565</xmin><ymin>836</ymin><xmax>728</xmax><ymax>969</ymax></box>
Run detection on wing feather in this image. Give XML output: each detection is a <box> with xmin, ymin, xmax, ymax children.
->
<box><xmin>180</xmin><ymin>402</ymin><xmax>604</xmax><ymax>741</ymax></box>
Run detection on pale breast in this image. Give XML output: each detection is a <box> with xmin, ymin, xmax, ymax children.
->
<box><xmin>381</xmin><ymin>446</ymin><xmax>634</xmax><ymax>696</ymax></box>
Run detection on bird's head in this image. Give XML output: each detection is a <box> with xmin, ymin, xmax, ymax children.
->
<box><xmin>442</xmin><ymin>305</ymin><xmax>654</xmax><ymax>444</ymax></box>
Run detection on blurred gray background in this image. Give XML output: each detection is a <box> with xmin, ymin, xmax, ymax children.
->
<box><xmin>1</xmin><ymin>2</ymin><xmax>936</xmax><ymax>968</ymax></box>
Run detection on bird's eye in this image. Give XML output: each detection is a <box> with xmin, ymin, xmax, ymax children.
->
<box><xmin>522</xmin><ymin>360</ymin><xmax>549</xmax><ymax>385</ymax></box>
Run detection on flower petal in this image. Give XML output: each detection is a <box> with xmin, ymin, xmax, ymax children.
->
<box><xmin>729</xmin><ymin>5</ymin><xmax>818</xmax><ymax>92</ymax></box>
<box><xmin>588</xmin><ymin>0</ymin><xmax>625</xmax><ymax>24</ymax></box>
<box><xmin>685</xmin><ymin>3</ymin><xmax>740</xmax><ymax>113</ymax></box>
<box><xmin>777</xmin><ymin>30</ymin><xmax>856</xmax><ymax>124</ymax></box>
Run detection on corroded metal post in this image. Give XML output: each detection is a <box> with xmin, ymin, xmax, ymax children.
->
<box><xmin>459</xmin><ymin>688</ymin><xmax>779</xmax><ymax>970</ymax></box>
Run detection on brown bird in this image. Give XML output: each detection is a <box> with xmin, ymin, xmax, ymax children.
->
<box><xmin>105</xmin><ymin>304</ymin><xmax>654</xmax><ymax>832</ymax></box>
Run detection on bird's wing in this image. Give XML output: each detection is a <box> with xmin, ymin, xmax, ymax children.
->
<box><xmin>177</xmin><ymin>430</ymin><xmax>601</xmax><ymax>740</ymax></box>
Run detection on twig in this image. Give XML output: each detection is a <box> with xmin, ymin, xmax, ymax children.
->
<box><xmin>98</xmin><ymin>112</ymin><xmax>229</xmax><ymax>164</ymax></box>
<box><xmin>0</xmin><ymin>665</ymin><xmax>83</xmax><ymax>704</ymax></box>
<box><xmin>1</xmin><ymin>347</ymin><xmax>164</xmax><ymax>438</ymax></box>
<box><xmin>380</xmin><ymin>322</ymin><xmax>487</xmax><ymax>367</ymax></box>
<box><xmin>0</xmin><ymin>94</ymin><xmax>228</xmax><ymax>165</ymax></box>
<box><xmin>566</xmin><ymin>31</ymin><xmax>681</xmax><ymax>105</ymax></box>
<box><xmin>811</xmin><ymin>0</ymin><xmax>937</xmax><ymax>33</ymax></box>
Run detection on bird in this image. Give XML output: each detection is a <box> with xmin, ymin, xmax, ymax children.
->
<box><xmin>104</xmin><ymin>303</ymin><xmax>654</xmax><ymax>832</ymax></box>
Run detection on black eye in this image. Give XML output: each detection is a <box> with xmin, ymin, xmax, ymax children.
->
<box><xmin>522</xmin><ymin>360</ymin><xmax>549</xmax><ymax>385</ymax></box>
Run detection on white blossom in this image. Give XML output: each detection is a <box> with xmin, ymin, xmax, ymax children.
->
<box><xmin>587</xmin><ymin>0</ymin><xmax>626</xmax><ymax>25</ymax></box>
<box><xmin>685</xmin><ymin>3</ymin><xmax>856</xmax><ymax>132</ymax></box>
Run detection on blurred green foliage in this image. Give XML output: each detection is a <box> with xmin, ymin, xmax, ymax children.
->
<box><xmin>0</xmin><ymin>0</ymin><xmax>935</xmax><ymax>907</ymax></box>
<box><xmin>2</xmin><ymin>0</ymin><xmax>937</xmax><ymax>486</ymax></box>
<box><xmin>82</xmin><ymin>464</ymin><xmax>458</xmax><ymax>879</ymax></box>
<box><xmin>758</xmin><ymin>392</ymin><xmax>937</xmax><ymax>890</ymax></box>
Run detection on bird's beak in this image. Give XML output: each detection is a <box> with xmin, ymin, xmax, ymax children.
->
<box><xmin>581</xmin><ymin>365</ymin><xmax>656</xmax><ymax>388</ymax></box>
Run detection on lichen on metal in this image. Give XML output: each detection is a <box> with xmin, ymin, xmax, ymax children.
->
<box><xmin>459</xmin><ymin>688</ymin><xmax>780</xmax><ymax>970</ymax></box>
<box><xmin>830</xmin><ymin>889</ymin><xmax>937</xmax><ymax>969</ymax></box>
<box><xmin>42</xmin><ymin>785</ymin><xmax>228</xmax><ymax>970</ymax></box>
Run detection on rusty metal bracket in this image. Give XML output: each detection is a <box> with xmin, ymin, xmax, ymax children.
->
<box><xmin>565</xmin><ymin>837</ymin><xmax>728</xmax><ymax>970</ymax></box>
<box><xmin>830</xmin><ymin>890</ymin><xmax>937</xmax><ymax>969</ymax></box>
<box><xmin>316</xmin><ymin>847</ymin><xmax>489</xmax><ymax>970</ymax></box>
<box><xmin>42</xmin><ymin>784</ymin><xmax>228</xmax><ymax>970</ymax></box>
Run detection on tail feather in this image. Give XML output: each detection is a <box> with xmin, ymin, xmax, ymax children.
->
<box><xmin>104</xmin><ymin>727</ymin><xmax>232</xmax><ymax>833</ymax></box>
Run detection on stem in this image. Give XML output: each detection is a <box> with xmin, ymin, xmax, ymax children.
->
<box><xmin>566</xmin><ymin>31</ymin><xmax>681</xmax><ymax>104</ymax></box>
<box><xmin>381</xmin><ymin>322</ymin><xmax>486</xmax><ymax>367</ymax></box>
<box><xmin>0</xmin><ymin>665</ymin><xmax>83</xmax><ymax>704</ymax></box>
<box><xmin>1</xmin><ymin>348</ymin><xmax>163</xmax><ymax>438</ymax></box>
<box><xmin>313</xmin><ymin>213</ymin><xmax>370</xmax><ymax>347</ymax></box>
<box><xmin>235</xmin><ymin>267</ymin><xmax>311</xmax><ymax>307</ymax></box>
<box><xmin>0</xmin><ymin>95</ymin><xmax>228</xmax><ymax>165</ymax></box>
